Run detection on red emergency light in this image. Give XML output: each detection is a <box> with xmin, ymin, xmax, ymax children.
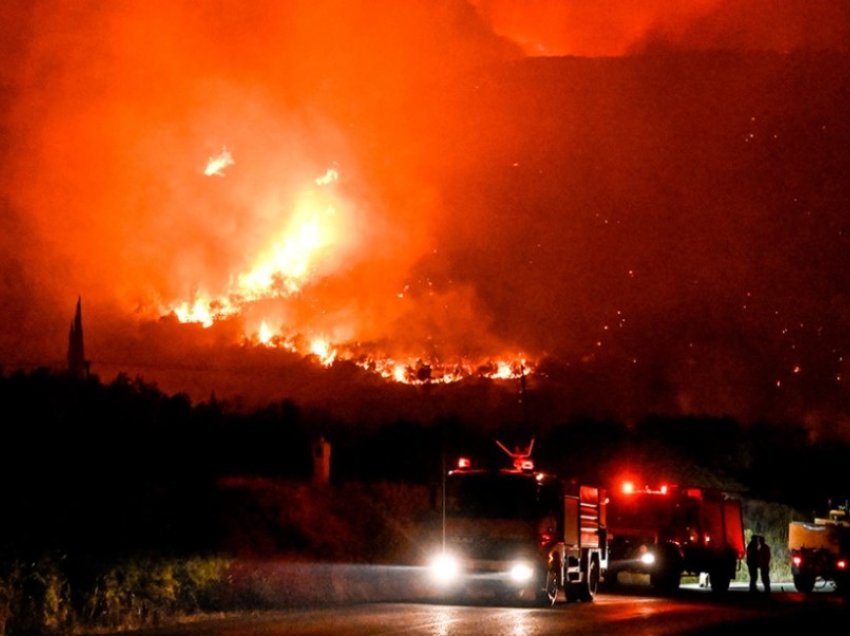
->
<box><xmin>457</xmin><ymin>457</ymin><xmax>471</xmax><ymax>469</ymax></box>
<box><xmin>620</xmin><ymin>480</ymin><xmax>671</xmax><ymax>495</ymax></box>
<box><xmin>539</xmin><ymin>530</ymin><xmax>554</xmax><ymax>546</ymax></box>
<box><xmin>837</xmin><ymin>559</ymin><xmax>847</xmax><ymax>570</ymax></box>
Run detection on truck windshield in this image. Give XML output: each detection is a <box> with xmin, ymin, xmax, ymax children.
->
<box><xmin>446</xmin><ymin>473</ymin><xmax>545</xmax><ymax>520</ymax></box>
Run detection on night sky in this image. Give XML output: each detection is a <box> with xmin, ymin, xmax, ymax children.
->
<box><xmin>2</xmin><ymin>1</ymin><xmax>850</xmax><ymax>432</ymax></box>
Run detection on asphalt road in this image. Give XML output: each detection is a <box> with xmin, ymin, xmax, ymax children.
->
<box><xmin>95</xmin><ymin>581</ymin><xmax>848</xmax><ymax>636</ymax></box>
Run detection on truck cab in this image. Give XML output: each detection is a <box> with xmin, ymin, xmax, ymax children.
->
<box><xmin>427</xmin><ymin>446</ymin><xmax>607</xmax><ymax>606</ymax></box>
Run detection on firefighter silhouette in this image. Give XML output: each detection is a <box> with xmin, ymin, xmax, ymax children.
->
<box><xmin>746</xmin><ymin>535</ymin><xmax>760</xmax><ymax>592</ymax></box>
<box><xmin>758</xmin><ymin>536</ymin><xmax>771</xmax><ymax>593</ymax></box>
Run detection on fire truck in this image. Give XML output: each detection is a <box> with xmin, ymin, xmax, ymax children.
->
<box><xmin>605</xmin><ymin>481</ymin><xmax>745</xmax><ymax>593</ymax></box>
<box><xmin>788</xmin><ymin>501</ymin><xmax>850</xmax><ymax>594</ymax></box>
<box><xmin>427</xmin><ymin>439</ymin><xmax>608</xmax><ymax>605</ymax></box>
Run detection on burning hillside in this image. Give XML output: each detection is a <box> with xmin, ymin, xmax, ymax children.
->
<box><xmin>164</xmin><ymin>154</ymin><xmax>532</xmax><ymax>385</ymax></box>
<box><xmin>2</xmin><ymin>1</ymin><xmax>850</xmax><ymax>429</ymax></box>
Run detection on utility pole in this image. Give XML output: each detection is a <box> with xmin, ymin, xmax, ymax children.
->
<box><xmin>519</xmin><ymin>362</ymin><xmax>530</xmax><ymax>431</ymax></box>
<box><xmin>441</xmin><ymin>440</ymin><xmax>446</xmax><ymax>550</ymax></box>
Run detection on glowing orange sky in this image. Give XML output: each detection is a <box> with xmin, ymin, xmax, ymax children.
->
<box><xmin>2</xmin><ymin>1</ymin><xmax>849</xmax><ymax>426</ymax></box>
<box><xmin>0</xmin><ymin>1</ymin><xmax>510</xmax><ymax>340</ymax></box>
<box><xmin>474</xmin><ymin>0</ymin><xmax>850</xmax><ymax>55</ymax></box>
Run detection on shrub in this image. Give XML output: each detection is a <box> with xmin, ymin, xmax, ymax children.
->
<box><xmin>740</xmin><ymin>498</ymin><xmax>801</xmax><ymax>583</ymax></box>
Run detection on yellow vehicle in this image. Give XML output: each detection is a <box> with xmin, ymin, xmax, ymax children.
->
<box><xmin>789</xmin><ymin>501</ymin><xmax>850</xmax><ymax>594</ymax></box>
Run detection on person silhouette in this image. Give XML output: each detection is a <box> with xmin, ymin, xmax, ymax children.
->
<box><xmin>746</xmin><ymin>534</ymin><xmax>761</xmax><ymax>592</ymax></box>
<box><xmin>758</xmin><ymin>535</ymin><xmax>771</xmax><ymax>593</ymax></box>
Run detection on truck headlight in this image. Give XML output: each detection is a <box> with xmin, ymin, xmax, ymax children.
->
<box><xmin>509</xmin><ymin>561</ymin><xmax>535</xmax><ymax>583</ymax></box>
<box><xmin>640</xmin><ymin>551</ymin><xmax>656</xmax><ymax>566</ymax></box>
<box><xmin>429</xmin><ymin>552</ymin><xmax>460</xmax><ymax>584</ymax></box>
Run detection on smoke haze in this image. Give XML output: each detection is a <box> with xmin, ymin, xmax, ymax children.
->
<box><xmin>2</xmin><ymin>1</ymin><xmax>850</xmax><ymax>432</ymax></box>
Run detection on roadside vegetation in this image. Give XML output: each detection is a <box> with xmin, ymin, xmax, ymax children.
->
<box><xmin>0</xmin><ymin>368</ymin><xmax>846</xmax><ymax>634</ymax></box>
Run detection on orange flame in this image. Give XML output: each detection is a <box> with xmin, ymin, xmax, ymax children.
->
<box><xmin>236</xmin><ymin>191</ymin><xmax>338</xmax><ymax>298</ymax></box>
<box><xmin>169</xmin><ymin>164</ymin><xmax>344</xmax><ymax>317</ymax></box>
<box><xmin>203</xmin><ymin>147</ymin><xmax>235</xmax><ymax>177</ymax></box>
<box><xmin>309</xmin><ymin>338</ymin><xmax>337</xmax><ymax>366</ymax></box>
<box><xmin>169</xmin><ymin>160</ymin><xmax>534</xmax><ymax>385</ymax></box>
<box><xmin>258</xmin><ymin>321</ymin><xmax>273</xmax><ymax>345</ymax></box>
<box><xmin>314</xmin><ymin>167</ymin><xmax>339</xmax><ymax>186</ymax></box>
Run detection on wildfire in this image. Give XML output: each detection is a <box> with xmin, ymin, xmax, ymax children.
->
<box><xmin>314</xmin><ymin>167</ymin><xmax>339</xmax><ymax>186</ymax></box>
<box><xmin>258</xmin><ymin>321</ymin><xmax>273</xmax><ymax>345</ymax></box>
<box><xmin>204</xmin><ymin>147</ymin><xmax>234</xmax><ymax>176</ymax></box>
<box><xmin>236</xmin><ymin>191</ymin><xmax>338</xmax><ymax>298</ymax></box>
<box><xmin>169</xmin><ymin>159</ymin><xmax>534</xmax><ymax>386</ymax></box>
<box><xmin>356</xmin><ymin>354</ymin><xmax>532</xmax><ymax>385</ymax></box>
<box><xmin>239</xmin><ymin>313</ymin><xmax>534</xmax><ymax>385</ymax></box>
<box><xmin>174</xmin><ymin>296</ymin><xmax>239</xmax><ymax>327</ymax></box>
<box><xmin>309</xmin><ymin>338</ymin><xmax>337</xmax><ymax>367</ymax></box>
<box><xmin>239</xmin><ymin>317</ymin><xmax>532</xmax><ymax>385</ymax></box>
<box><xmin>170</xmin><ymin>164</ymin><xmax>343</xmax><ymax>319</ymax></box>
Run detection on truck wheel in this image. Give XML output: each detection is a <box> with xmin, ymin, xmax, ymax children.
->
<box><xmin>598</xmin><ymin>569</ymin><xmax>618</xmax><ymax>591</ymax></box>
<box><xmin>793</xmin><ymin>573</ymin><xmax>815</xmax><ymax>593</ymax></box>
<box><xmin>578</xmin><ymin>556</ymin><xmax>600</xmax><ymax>602</ymax></box>
<box><xmin>650</xmin><ymin>545</ymin><xmax>682</xmax><ymax>593</ymax></box>
<box><xmin>538</xmin><ymin>566</ymin><xmax>560</xmax><ymax>606</ymax></box>
<box><xmin>708</xmin><ymin>568</ymin><xmax>731</xmax><ymax>594</ymax></box>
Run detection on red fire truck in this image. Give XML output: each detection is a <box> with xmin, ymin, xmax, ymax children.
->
<box><xmin>427</xmin><ymin>440</ymin><xmax>608</xmax><ymax>605</ymax></box>
<box><xmin>605</xmin><ymin>480</ymin><xmax>745</xmax><ymax>593</ymax></box>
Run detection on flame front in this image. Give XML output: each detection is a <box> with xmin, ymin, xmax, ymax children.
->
<box><xmin>309</xmin><ymin>338</ymin><xmax>337</xmax><ymax>366</ymax></box>
<box><xmin>169</xmin><ymin>164</ymin><xmax>344</xmax><ymax>323</ymax></box>
<box><xmin>258</xmin><ymin>321</ymin><xmax>273</xmax><ymax>345</ymax></box>
<box><xmin>168</xmin><ymin>161</ymin><xmax>534</xmax><ymax>385</ymax></box>
<box><xmin>237</xmin><ymin>192</ymin><xmax>338</xmax><ymax>298</ymax></box>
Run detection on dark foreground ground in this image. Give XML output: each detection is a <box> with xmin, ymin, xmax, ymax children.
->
<box><xmin>80</xmin><ymin>567</ymin><xmax>848</xmax><ymax>636</ymax></box>
<box><xmin>88</xmin><ymin>586</ymin><xmax>848</xmax><ymax>636</ymax></box>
